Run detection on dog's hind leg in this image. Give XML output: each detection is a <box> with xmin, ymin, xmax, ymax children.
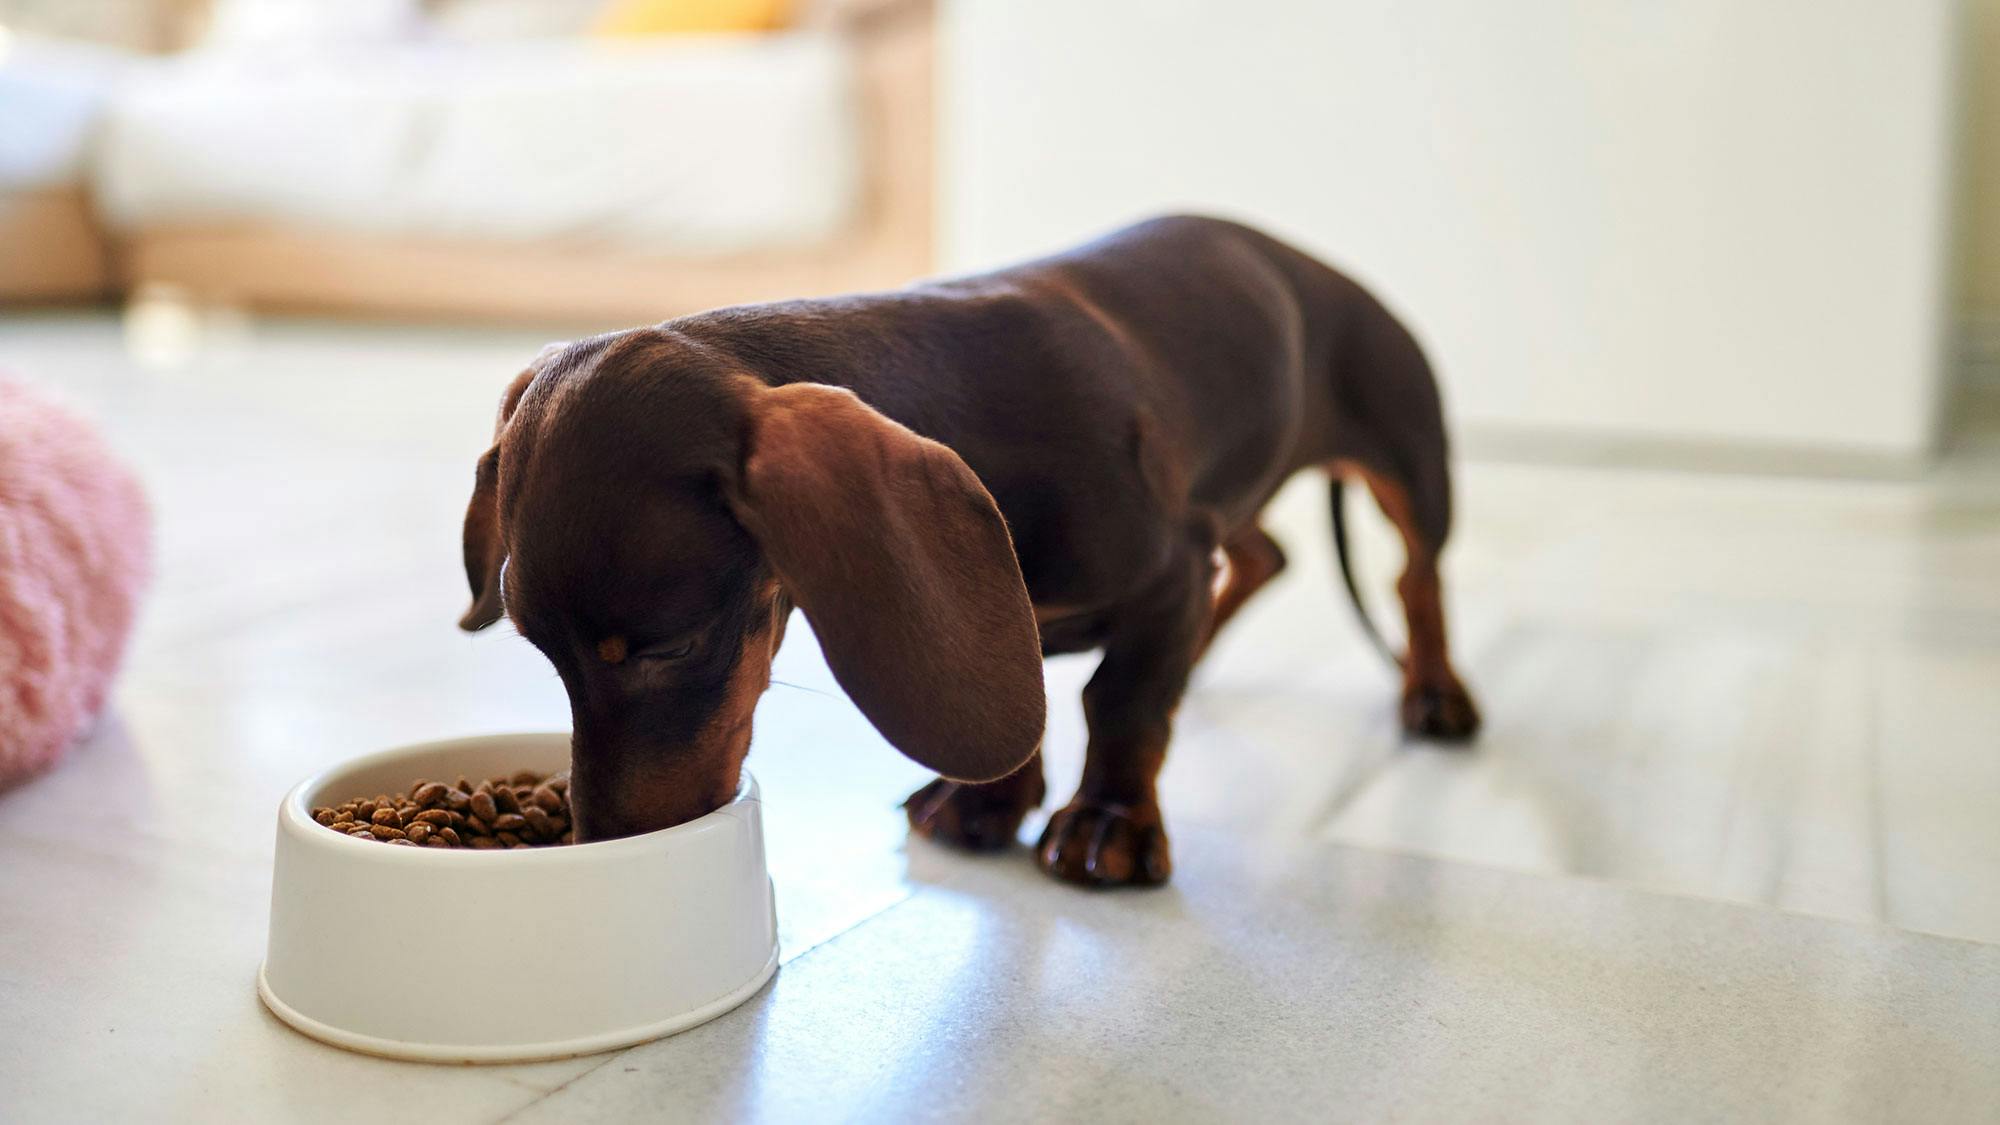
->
<box><xmin>1330</xmin><ymin>460</ymin><xmax>1481</xmax><ymax>741</ymax></box>
<box><xmin>1317</xmin><ymin>295</ymin><xmax>1479</xmax><ymax>741</ymax></box>
<box><xmin>1195</xmin><ymin>524</ymin><xmax>1287</xmax><ymax>657</ymax></box>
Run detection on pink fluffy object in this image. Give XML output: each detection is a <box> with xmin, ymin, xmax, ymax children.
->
<box><xmin>0</xmin><ymin>378</ymin><xmax>151</xmax><ymax>789</ymax></box>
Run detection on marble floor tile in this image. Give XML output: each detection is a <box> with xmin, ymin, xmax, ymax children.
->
<box><xmin>506</xmin><ymin>828</ymin><xmax>2000</xmax><ymax>1124</ymax></box>
<box><xmin>1125</xmin><ymin>459</ymin><xmax>2000</xmax><ymax>945</ymax></box>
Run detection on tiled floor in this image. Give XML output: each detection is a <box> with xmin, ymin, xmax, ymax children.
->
<box><xmin>2</xmin><ymin>311</ymin><xmax>1997</xmax><ymax>1122</ymax></box>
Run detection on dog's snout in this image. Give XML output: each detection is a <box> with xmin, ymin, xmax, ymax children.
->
<box><xmin>565</xmin><ymin>746</ymin><xmax>740</xmax><ymax>842</ymax></box>
<box><xmin>566</xmin><ymin>774</ymin><xmax>667</xmax><ymax>842</ymax></box>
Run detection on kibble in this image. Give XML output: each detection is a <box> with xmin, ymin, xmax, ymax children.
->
<box><xmin>522</xmin><ymin>806</ymin><xmax>555</xmax><ymax>837</ymax></box>
<box><xmin>312</xmin><ymin>770</ymin><xmax>573</xmax><ymax>849</ymax></box>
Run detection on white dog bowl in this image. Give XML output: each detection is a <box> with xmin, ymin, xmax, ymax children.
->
<box><xmin>259</xmin><ymin>732</ymin><xmax>777</xmax><ymax>1064</ymax></box>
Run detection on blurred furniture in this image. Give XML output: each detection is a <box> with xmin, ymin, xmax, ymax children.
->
<box><xmin>116</xmin><ymin>0</ymin><xmax>931</xmax><ymax>322</ymax></box>
<box><xmin>0</xmin><ymin>40</ymin><xmax>127</xmax><ymax>301</ymax></box>
<box><xmin>943</xmin><ymin>0</ymin><xmax>1957</xmax><ymax>464</ymax></box>
<box><xmin>0</xmin><ymin>0</ymin><xmax>197</xmax><ymax>53</ymax></box>
<box><xmin>0</xmin><ymin>0</ymin><xmax>932</xmax><ymax>323</ymax></box>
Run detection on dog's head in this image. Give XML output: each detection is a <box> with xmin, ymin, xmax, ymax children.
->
<box><xmin>459</xmin><ymin>329</ymin><xmax>1045</xmax><ymax>840</ymax></box>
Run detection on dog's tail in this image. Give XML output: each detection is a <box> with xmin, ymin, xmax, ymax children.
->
<box><xmin>1330</xmin><ymin>475</ymin><xmax>1404</xmax><ymax>671</ymax></box>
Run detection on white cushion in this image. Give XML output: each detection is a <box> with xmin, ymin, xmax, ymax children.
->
<box><xmin>0</xmin><ymin>38</ymin><xmax>131</xmax><ymax>192</ymax></box>
<box><xmin>93</xmin><ymin>33</ymin><xmax>862</xmax><ymax>254</ymax></box>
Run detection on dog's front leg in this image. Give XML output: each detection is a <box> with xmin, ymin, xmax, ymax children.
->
<box><xmin>904</xmin><ymin>751</ymin><xmax>1048</xmax><ymax>851</ymax></box>
<box><xmin>1037</xmin><ymin>527</ymin><xmax>1216</xmax><ymax>888</ymax></box>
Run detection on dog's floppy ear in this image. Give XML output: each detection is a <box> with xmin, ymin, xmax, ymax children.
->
<box><xmin>726</xmin><ymin>382</ymin><xmax>1045</xmax><ymax>783</ymax></box>
<box><xmin>458</xmin><ymin>356</ymin><xmax>550</xmax><ymax>631</ymax></box>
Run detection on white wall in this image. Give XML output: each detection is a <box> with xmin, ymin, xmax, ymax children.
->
<box><xmin>941</xmin><ymin>0</ymin><xmax>1958</xmax><ymax>462</ymax></box>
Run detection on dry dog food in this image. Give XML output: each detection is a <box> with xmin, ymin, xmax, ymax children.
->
<box><xmin>312</xmin><ymin>770</ymin><xmax>572</xmax><ymax>848</ymax></box>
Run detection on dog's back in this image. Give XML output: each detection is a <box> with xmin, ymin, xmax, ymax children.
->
<box><xmin>673</xmin><ymin>214</ymin><xmax>1446</xmax><ymax>553</ymax></box>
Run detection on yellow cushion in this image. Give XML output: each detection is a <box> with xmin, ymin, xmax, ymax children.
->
<box><xmin>592</xmin><ymin>0</ymin><xmax>792</xmax><ymax>36</ymax></box>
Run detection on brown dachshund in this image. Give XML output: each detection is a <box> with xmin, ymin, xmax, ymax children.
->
<box><xmin>459</xmin><ymin>215</ymin><xmax>1479</xmax><ymax>887</ymax></box>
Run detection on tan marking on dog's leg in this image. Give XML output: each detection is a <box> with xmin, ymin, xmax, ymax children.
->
<box><xmin>1197</xmin><ymin>526</ymin><xmax>1287</xmax><ymax>657</ymax></box>
<box><xmin>1330</xmin><ymin>460</ymin><xmax>1481</xmax><ymax>741</ymax></box>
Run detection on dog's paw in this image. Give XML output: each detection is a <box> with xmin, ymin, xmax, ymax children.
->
<box><xmin>1402</xmin><ymin>676</ymin><xmax>1482</xmax><ymax>743</ymax></box>
<box><xmin>1036</xmin><ymin>800</ymin><xmax>1171</xmax><ymax>888</ymax></box>
<box><xmin>904</xmin><ymin>774</ymin><xmax>1043</xmax><ymax>852</ymax></box>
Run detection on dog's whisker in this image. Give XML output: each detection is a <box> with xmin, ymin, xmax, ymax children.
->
<box><xmin>764</xmin><ymin>672</ymin><xmax>828</xmax><ymax>692</ymax></box>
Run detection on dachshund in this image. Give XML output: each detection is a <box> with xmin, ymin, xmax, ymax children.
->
<box><xmin>459</xmin><ymin>214</ymin><xmax>1479</xmax><ymax>888</ymax></box>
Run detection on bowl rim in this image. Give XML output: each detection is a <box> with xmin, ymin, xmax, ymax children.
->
<box><xmin>280</xmin><ymin>731</ymin><xmax>758</xmax><ymax>865</ymax></box>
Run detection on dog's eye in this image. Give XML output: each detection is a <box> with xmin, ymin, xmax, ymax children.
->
<box><xmin>633</xmin><ymin>639</ymin><xmax>696</xmax><ymax>662</ymax></box>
